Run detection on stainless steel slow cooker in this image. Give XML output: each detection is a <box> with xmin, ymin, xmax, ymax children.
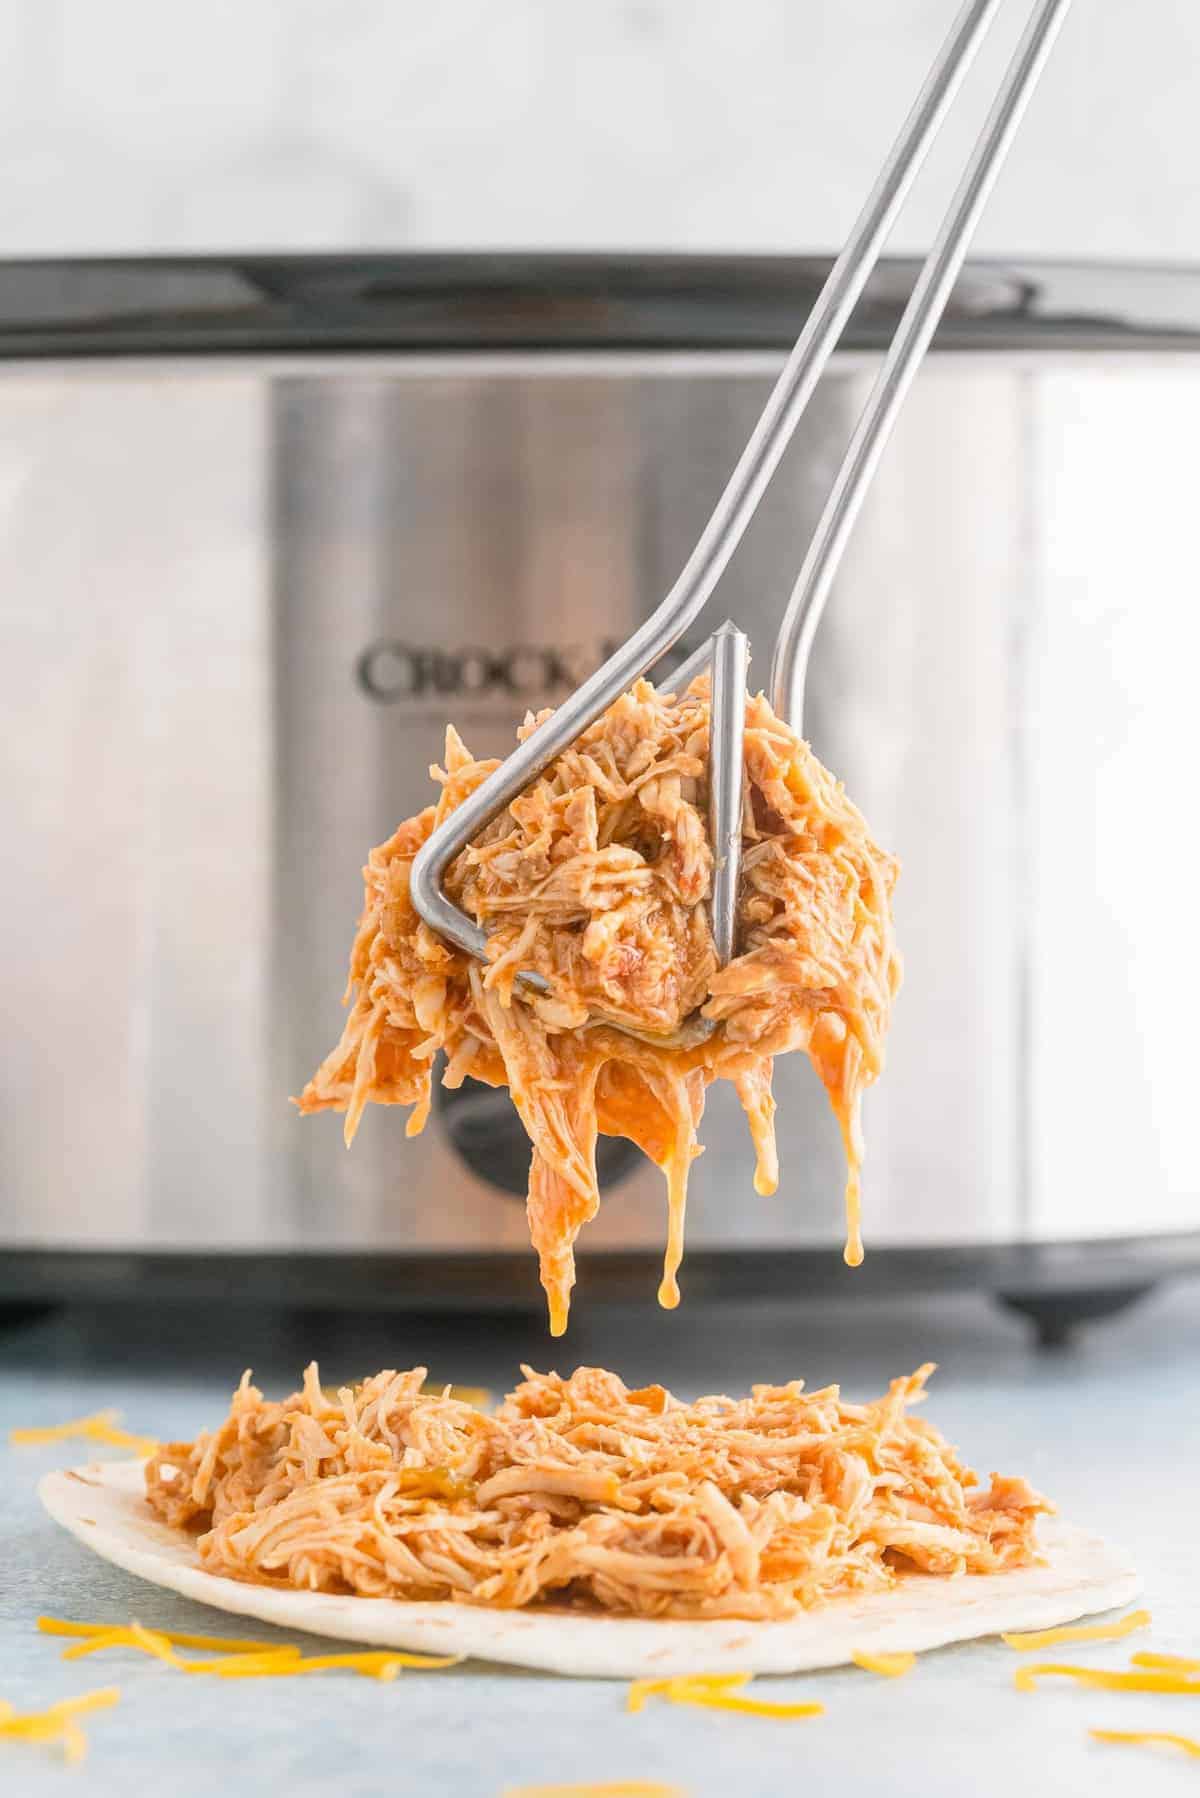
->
<box><xmin>2</xmin><ymin>254</ymin><xmax>1197</xmax><ymax>1334</ymax></box>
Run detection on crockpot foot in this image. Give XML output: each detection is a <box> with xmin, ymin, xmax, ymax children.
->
<box><xmin>996</xmin><ymin>1283</ymin><xmax>1157</xmax><ymax>1351</ymax></box>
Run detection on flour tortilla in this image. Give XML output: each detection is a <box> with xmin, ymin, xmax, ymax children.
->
<box><xmin>40</xmin><ymin>1459</ymin><xmax>1140</xmax><ymax>1679</ymax></box>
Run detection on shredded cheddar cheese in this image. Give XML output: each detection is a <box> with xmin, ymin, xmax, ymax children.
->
<box><xmin>37</xmin><ymin>1616</ymin><xmax>457</xmax><ymax>1680</ymax></box>
<box><xmin>38</xmin><ymin>1618</ymin><xmax>290</xmax><ymax>1655</ymax></box>
<box><xmin>1090</xmin><ymin>1729</ymin><xmax>1200</xmax><ymax>1760</ymax></box>
<box><xmin>629</xmin><ymin>1674</ymin><xmax>723</xmax><ymax>1713</ymax></box>
<box><xmin>682</xmin><ymin>1693</ymin><xmax>824</xmax><ymax>1720</ymax></box>
<box><xmin>0</xmin><ymin>1687</ymin><xmax>119</xmax><ymax>1766</ymax></box>
<box><xmin>503</xmin><ymin>1786</ymin><xmax>690</xmax><ymax>1797</ymax></box>
<box><xmin>147</xmin><ymin>1630</ymin><xmax>291</xmax><ymax>1655</ymax></box>
<box><xmin>181</xmin><ymin>1650</ymin><xmax>458</xmax><ymax>1679</ymax></box>
<box><xmin>628</xmin><ymin>1673</ymin><xmax>751</xmax><ymax>1713</ymax></box>
<box><xmin>178</xmin><ymin>1653</ymin><xmax>305</xmax><ymax>1676</ymax></box>
<box><xmin>1001</xmin><ymin>1608</ymin><xmax>1150</xmax><ymax>1653</ymax></box>
<box><xmin>10</xmin><ymin>1410</ymin><xmax>159</xmax><ymax>1457</ymax></box>
<box><xmin>1015</xmin><ymin>1663</ymin><xmax>1200</xmax><ymax>1695</ymax></box>
<box><xmin>851</xmin><ymin>1650</ymin><xmax>916</xmax><ymax>1678</ymax></box>
<box><xmin>61</xmin><ymin>1719</ymin><xmax>89</xmax><ymax>1766</ymax></box>
<box><xmin>66</xmin><ymin>1623</ymin><xmax>186</xmax><ymax>1668</ymax></box>
<box><xmin>1131</xmin><ymin>1651</ymin><xmax>1200</xmax><ymax>1674</ymax></box>
<box><xmin>627</xmin><ymin>1672</ymin><xmax>822</xmax><ymax>1720</ymax></box>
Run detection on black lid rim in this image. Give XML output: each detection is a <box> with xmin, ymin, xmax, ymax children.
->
<box><xmin>2</xmin><ymin>251</ymin><xmax>1200</xmax><ymax>359</ymax></box>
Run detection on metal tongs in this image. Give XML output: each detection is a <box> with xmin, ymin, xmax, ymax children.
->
<box><xmin>412</xmin><ymin>0</ymin><xmax>1071</xmax><ymax>1038</ymax></box>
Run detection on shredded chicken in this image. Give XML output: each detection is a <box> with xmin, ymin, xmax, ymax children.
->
<box><xmin>144</xmin><ymin>1363</ymin><xmax>1050</xmax><ymax>1619</ymax></box>
<box><xmin>298</xmin><ymin>677</ymin><xmax>900</xmax><ymax>1332</ymax></box>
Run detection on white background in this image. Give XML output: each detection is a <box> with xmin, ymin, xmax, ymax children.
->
<box><xmin>1</xmin><ymin>0</ymin><xmax>1198</xmax><ymax>262</ymax></box>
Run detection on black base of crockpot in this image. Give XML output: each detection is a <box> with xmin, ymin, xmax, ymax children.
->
<box><xmin>2</xmin><ymin>1236</ymin><xmax>1198</xmax><ymax>1345</ymax></box>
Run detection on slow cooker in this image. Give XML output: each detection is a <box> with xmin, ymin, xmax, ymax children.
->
<box><xmin>2</xmin><ymin>254</ymin><xmax>1197</xmax><ymax>1338</ymax></box>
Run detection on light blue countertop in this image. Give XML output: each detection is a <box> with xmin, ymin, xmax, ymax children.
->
<box><xmin>1</xmin><ymin>1280</ymin><xmax>1198</xmax><ymax>1797</ymax></box>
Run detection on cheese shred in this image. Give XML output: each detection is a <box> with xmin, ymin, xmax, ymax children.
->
<box><xmin>61</xmin><ymin>1624</ymin><xmax>182</xmax><ymax>1667</ymax></box>
<box><xmin>0</xmin><ymin>1687</ymin><xmax>120</xmax><ymax>1766</ymax></box>
<box><xmin>503</xmin><ymin>1786</ymin><xmax>691</xmax><ymax>1797</ymax></box>
<box><xmin>851</xmin><ymin>1650</ymin><xmax>916</xmax><ymax>1678</ymax></box>
<box><xmin>1090</xmin><ymin>1729</ymin><xmax>1200</xmax><ymax>1760</ymax></box>
<box><xmin>37</xmin><ymin>1617</ymin><xmax>457</xmax><ymax>1680</ymax></box>
<box><xmin>1015</xmin><ymin>1662</ymin><xmax>1200</xmax><ymax>1695</ymax></box>
<box><xmin>628</xmin><ymin>1672</ymin><xmax>822</xmax><ymax>1720</ymax></box>
<box><xmin>10</xmin><ymin>1411</ymin><xmax>159</xmax><ymax>1457</ymax></box>
<box><xmin>38</xmin><ymin>1618</ymin><xmax>290</xmax><ymax>1655</ymax></box>
<box><xmin>182</xmin><ymin>1651</ymin><xmax>458</xmax><ymax>1679</ymax></box>
<box><xmin>1130</xmin><ymin>1651</ymin><xmax>1200</xmax><ymax>1674</ymax></box>
<box><xmin>1001</xmin><ymin>1608</ymin><xmax>1150</xmax><ymax>1652</ymax></box>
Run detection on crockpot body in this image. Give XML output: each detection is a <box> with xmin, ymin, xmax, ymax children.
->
<box><xmin>1</xmin><ymin>257</ymin><xmax>1197</xmax><ymax>1307</ymax></box>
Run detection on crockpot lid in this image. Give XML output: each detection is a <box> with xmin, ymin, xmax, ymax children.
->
<box><xmin>1</xmin><ymin>253</ymin><xmax>1199</xmax><ymax>358</ymax></box>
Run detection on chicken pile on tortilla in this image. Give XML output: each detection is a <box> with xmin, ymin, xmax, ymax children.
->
<box><xmin>145</xmin><ymin>1362</ymin><xmax>1047</xmax><ymax>1619</ymax></box>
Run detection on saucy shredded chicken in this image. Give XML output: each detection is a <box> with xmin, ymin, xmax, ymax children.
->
<box><xmin>298</xmin><ymin>677</ymin><xmax>900</xmax><ymax>1332</ymax></box>
<box><xmin>145</xmin><ymin>1363</ymin><xmax>1050</xmax><ymax>1619</ymax></box>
